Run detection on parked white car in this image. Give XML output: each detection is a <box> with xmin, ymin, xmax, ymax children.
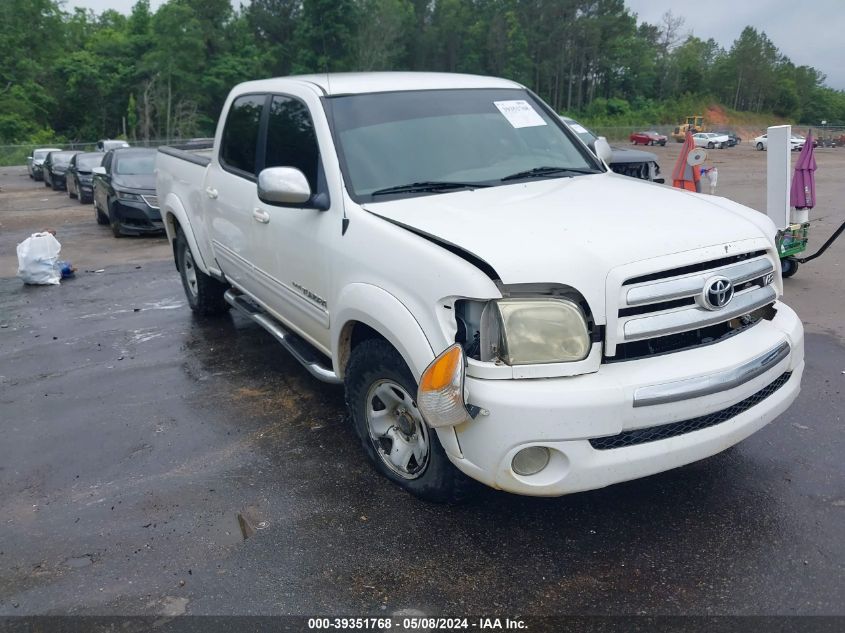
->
<box><xmin>754</xmin><ymin>134</ymin><xmax>805</xmax><ymax>151</ymax></box>
<box><xmin>156</xmin><ymin>72</ymin><xmax>804</xmax><ymax>501</ymax></box>
<box><xmin>27</xmin><ymin>147</ymin><xmax>62</xmax><ymax>181</ymax></box>
<box><xmin>692</xmin><ymin>132</ymin><xmax>729</xmax><ymax>149</ymax></box>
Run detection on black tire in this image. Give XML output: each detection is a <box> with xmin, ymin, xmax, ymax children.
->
<box><xmin>68</xmin><ymin>179</ymin><xmax>77</xmax><ymax>199</ymax></box>
<box><xmin>781</xmin><ymin>257</ymin><xmax>799</xmax><ymax>278</ymax></box>
<box><xmin>95</xmin><ymin>201</ymin><xmax>109</xmax><ymax>225</ymax></box>
<box><xmin>107</xmin><ymin>201</ymin><xmax>123</xmax><ymax>237</ymax></box>
<box><xmin>345</xmin><ymin>338</ymin><xmax>474</xmax><ymax>503</ymax></box>
<box><xmin>44</xmin><ymin>179</ymin><xmax>50</xmax><ymax>187</ymax></box>
<box><xmin>707</xmin><ymin>142</ymin><xmax>715</xmax><ymax>149</ymax></box>
<box><xmin>757</xmin><ymin>142</ymin><xmax>764</xmax><ymax>151</ymax></box>
<box><xmin>175</xmin><ymin>229</ymin><xmax>229</xmax><ymax>316</ymax></box>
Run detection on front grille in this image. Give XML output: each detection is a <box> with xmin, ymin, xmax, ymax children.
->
<box><xmin>607</xmin><ymin>316</ymin><xmax>759</xmax><ymax>362</ymax></box>
<box><xmin>589</xmin><ymin>371</ymin><xmax>791</xmax><ymax>450</ymax></box>
<box><xmin>607</xmin><ymin>250</ymin><xmax>778</xmax><ymax>359</ymax></box>
<box><xmin>610</xmin><ymin>162</ymin><xmax>652</xmax><ymax>180</ymax></box>
<box><xmin>624</xmin><ymin>250</ymin><xmax>767</xmax><ymax>286</ymax></box>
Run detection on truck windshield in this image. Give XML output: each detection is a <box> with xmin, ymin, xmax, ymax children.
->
<box><xmin>326</xmin><ymin>88</ymin><xmax>602</xmax><ymax>201</ymax></box>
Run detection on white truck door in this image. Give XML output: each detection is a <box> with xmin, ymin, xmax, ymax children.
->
<box><xmin>249</xmin><ymin>92</ymin><xmax>333</xmax><ymax>350</ymax></box>
<box><xmin>204</xmin><ymin>93</ymin><xmax>267</xmax><ymax>297</ymax></box>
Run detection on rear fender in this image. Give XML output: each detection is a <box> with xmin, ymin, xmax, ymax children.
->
<box><xmin>162</xmin><ymin>193</ymin><xmax>210</xmax><ymax>275</ymax></box>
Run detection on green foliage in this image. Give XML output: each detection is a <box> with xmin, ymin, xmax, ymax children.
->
<box><xmin>2</xmin><ymin>0</ymin><xmax>845</xmax><ymax>149</ymax></box>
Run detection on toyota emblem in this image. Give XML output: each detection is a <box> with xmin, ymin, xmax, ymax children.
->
<box><xmin>702</xmin><ymin>276</ymin><xmax>734</xmax><ymax>310</ymax></box>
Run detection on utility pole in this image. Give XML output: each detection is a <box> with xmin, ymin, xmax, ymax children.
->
<box><xmin>166</xmin><ymin>70</ymin><xmax>172</xmax><ymax>143</ymax></box>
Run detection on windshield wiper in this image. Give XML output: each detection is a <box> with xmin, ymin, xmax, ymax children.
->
<box><xmin>500</xmin><ymin>166</ymin><xmax>601</xmax><ymax>182</ymax></box>
<box><xmin>371</xmin><ymin>181</ymin><xmax>491</xmax><ymax>197</ymax></box>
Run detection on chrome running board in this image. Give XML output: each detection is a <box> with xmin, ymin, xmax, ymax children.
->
<box><xmin>224</xmin><ymin>289</ymin><xmax>341</xmax><ymax>384</ymax></box>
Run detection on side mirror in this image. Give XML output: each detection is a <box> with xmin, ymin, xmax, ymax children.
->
<box><xmin>92</xmin><ymin>166</ymin><xmax>106</xmax><ymax>176</ymax></box>
<box><xmin>257</xmin><ymin>167</ymin><xmax>311</xmax><ymax>206</ymax></box>
<box><xmin>593</xmin><ymin>136</ymin><xmax>613</xmax><ymax>164</ymax></box>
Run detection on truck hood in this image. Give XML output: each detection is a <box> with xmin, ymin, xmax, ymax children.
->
<box><xmin>609</xmin><ymin>146</ymin><xmax>658</xmax><ymax>164</ymax></box>
<box><xmin>363</xmin><ymin>173</ymin><xmax>774</xmax><ymax>316</ymax></box>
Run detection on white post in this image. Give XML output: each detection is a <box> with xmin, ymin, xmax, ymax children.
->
<box><xmin>766</xmin><ymin>125</ymin><xmax>791</xmax><ymax>229</ymax></box>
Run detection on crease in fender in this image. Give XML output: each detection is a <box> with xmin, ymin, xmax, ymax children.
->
<box><xmin>361</xmin><ymin>208</ymin><xmax>501</xmax><ymax>282</ymax></box>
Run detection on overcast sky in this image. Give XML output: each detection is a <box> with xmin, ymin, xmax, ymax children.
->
<box><xmin>65</xmin><ymin>0</ymin><xmax>845</xmax><ymax>90</ymax></box>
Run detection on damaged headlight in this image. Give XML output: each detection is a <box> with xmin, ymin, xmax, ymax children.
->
<box><xmin>481</xmin><ymin>298</ymin><xmax>590</xmax><ymax>365</ymax></box>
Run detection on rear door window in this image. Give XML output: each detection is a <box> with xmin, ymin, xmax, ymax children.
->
<box><xmin>220</xmin><ymin>94</ymin><xmax>266</xmax><ymax>177</ymax></box>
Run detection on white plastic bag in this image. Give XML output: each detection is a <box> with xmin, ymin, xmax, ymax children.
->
<box><xmin>17</xmin><ymin>232</ymin><xmax>62</xmax><ymax>285</ymax></box>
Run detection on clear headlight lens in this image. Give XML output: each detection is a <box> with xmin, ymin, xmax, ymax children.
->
<box><xmin>491</xmin><ymin>298</ymin><xmax>590</xmax><ymax>365</ymax></box>
<box><xmin>118</xmin><ymin>191</ymin><xmax>143</xmax><ymax>202</ymax></box>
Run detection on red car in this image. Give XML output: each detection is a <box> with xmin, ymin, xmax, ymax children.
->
<box><xmin>630</xmin><ymin>130</ymin><xmax>667</xmax><ymax>146</ymax></box>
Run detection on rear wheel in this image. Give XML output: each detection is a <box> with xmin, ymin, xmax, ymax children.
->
<box><xmin>345</xmin><ymin>338</ymin><xmax>473</xmax><ymax>503</ymax></box>
<box><xmin>175</xmin><ymin>229</ymin><xmax>229</xmax><ymax>316</ymax></box>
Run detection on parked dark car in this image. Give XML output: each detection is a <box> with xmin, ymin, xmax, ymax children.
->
<box><xmin>713</xmin><ymin>130</ymin><xmax>741</xmax><ymax>147</ymax></box>
<box><xmin>43</xmin><ymin>150</ymin><xmax>80</xmax><ymax>190</ymax></box>
<box><xmin>96</xmin><ymin>139</ymin><xmax>130</xmax><ymax>152</ymax></box>
<box><xmin>66</xmin><ymin>151</ymin><xmax>105</xmax><ymax>204</ymax></box>
<box><xmin>93</xmin><ymin>148</ymin><xmax>161</xmax><ymax>237</ymax></box>
<box><xmin>28</xmin><ymin>147</ymin><xmax>61</xmax><ymax>180</ymax></box>
<box><xmin>562</xmin><ymin>117</ymin><xmax>664</xmax><ymax>182</ymax></box>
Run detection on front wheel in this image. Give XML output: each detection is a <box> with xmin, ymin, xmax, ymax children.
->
<box><xmin>107</xmin><ymin>201</ymin><xmax>123</xmax><ymax>238</ymax></box>
<box><xmin>95</xmin><ymin>200</ymin><xmax>109</xmax><ymax>224</ymax></box>
<box><xmin>781</xmin><ymin>257</ymin><xmax>799</xmax><ymax>278</ymax></box>
<box><xmin>757</xmin><ymin>142</ymin><xmax>764</xmax><ymax>151</ymax></box>
<box><xmin>345</xmin><ymin>338</ymin><xmax>473</xmax><ymax>503</ymax></box>
<box><xmin>707</xmin><ymin>142</ymin><xmax>715</xmax><ymax>149</ymax></box>
<box><xmin>68</xmin><ymin>179</ymin><xmax>77</xmax><ymax>199</ymax></box>
<box><xmin>175</xmin><ymin>229</ymin><xmax>229</xmax><ymax>316</ymax></box>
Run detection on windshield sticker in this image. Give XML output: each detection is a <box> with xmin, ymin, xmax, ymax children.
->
<box><xmin>569</xmin><ymin>123</ymin><xmax>589</xmax><ymax>134</ymax></box>
<box><xmin>494</xmin><ymin>100</ymin><xmax>547</xmax><ymax>129</ymax></box>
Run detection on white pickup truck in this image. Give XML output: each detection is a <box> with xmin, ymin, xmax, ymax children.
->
<box><xmin>156</xmin><ymin>72</ymin><xmax>804</xmax><ymax>501</ymax></box>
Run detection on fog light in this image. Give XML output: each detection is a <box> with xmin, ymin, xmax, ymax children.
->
<box><xmin>511</xmin><ymin>446</ymin><xmax>550</xmax><ymax>476</ymax></box>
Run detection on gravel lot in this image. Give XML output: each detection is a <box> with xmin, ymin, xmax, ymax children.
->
<box><xmin>0</xmin><ymin>142</ymin><xmax>843</xmax><ymax>619</ymax></box>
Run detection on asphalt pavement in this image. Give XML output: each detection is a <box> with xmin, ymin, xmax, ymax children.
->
<box><xmin>0</xmin><ymin>164</ymin><xmax>843</xmax><ymax>618</ymax></box>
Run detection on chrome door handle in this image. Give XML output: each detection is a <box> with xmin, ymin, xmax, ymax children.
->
<box><xmin>205</xmin><ymin>187</ymin><xmax>218</xmax><ymax>199</ymax></box>
<box><xmin>252</xmin><ymin>208</ymin><xmax>270</xmax><ymax>224</ymax></box>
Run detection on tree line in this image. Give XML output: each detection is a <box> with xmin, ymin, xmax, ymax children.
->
<box><xmin>2</xmin><ymin>0</ymin><xmax>844</xmax><ymax>145</ymax></box>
